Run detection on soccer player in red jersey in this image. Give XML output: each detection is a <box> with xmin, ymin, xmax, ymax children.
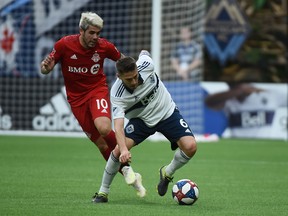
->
<box><xmin>40</xmin><ymin>12</ymin><xmax>143</xmax><ymax>198</ymax></box>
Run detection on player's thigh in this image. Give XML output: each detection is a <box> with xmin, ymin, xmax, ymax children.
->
<box><xmin>89</xmin><ymin>92</ymin><xmax>112</xmax><ymax>121</ymax></box>
<box><xmin>125</xmin><ymin>137</ymin><xmax>136</xmax><ymax>150</ymax></box>
<box><xmin>158</xmin><ymin>109</ymin><xmax>194</xmax><ymax>144</ymax></box>
<box><xmin>93</xmin><ymin>116</ymin><xmax>112</xmax><ymax>136</ymax></box>
<box><xmin>125</xmin><ymin>118</ymin><xmax>155</xmax><ymax>145</ymax></box>
<box><xmin>71</xmin><ymin>104</ymin><xmax>101</xmax><ymax>143</ymax></box>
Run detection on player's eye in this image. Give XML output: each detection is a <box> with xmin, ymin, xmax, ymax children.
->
<box><xmin>88</xmin><ymin>31</ymin><xmax>100</xmax><ymax>36</ymax></box>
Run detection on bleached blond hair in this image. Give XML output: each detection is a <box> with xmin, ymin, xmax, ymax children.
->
<box><xmin>79</xmin><ymin>12</ymin><xmax>103</xmax><ymax>30</ymax></box>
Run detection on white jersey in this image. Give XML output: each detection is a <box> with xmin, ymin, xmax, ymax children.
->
<box><xmin>111</xmin><ymin>51</ymin><xmax>176</xmax><ymax>127</ymax></box>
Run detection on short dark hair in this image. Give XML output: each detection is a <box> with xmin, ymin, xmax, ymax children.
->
<box><xmin>116</xmin><ymin>57</ymin><xmax>137</xmax><ymax>74</ymax></box>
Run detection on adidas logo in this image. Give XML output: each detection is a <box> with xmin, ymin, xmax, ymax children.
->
<box><xmin>32</xmin><ymin>86</ymin><xmax>82</xmax><ymax>131</ymax></box>
<box><xmin>0</xmin><ymin>105</ymin><xmax>12</xmax><ymax>130</ymax></box>
<box><xmin>185</xmin><ymin>128</ymin><xmax>191</xmax><ymax>133</ymax></box>
<box><xmin>101</xmin><ymin>109</ymin><xmax>108</xmax><ymax>113</ymax></box>
<box><xmin>70</xmin><ymin>54</ymin><xmax>77</xmax><ymax>59</ymax></box>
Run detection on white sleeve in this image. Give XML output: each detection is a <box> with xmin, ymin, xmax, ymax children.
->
<box><xmin>137</xmin><ymin>50</ymin><xmax>154</xmax><ymax>73</ymax></box>
<box><xmin>111</xmin><ymin>97</ymin><xmax>126</xmax><ymax>119</ymax></box>
<box><xmin>112</xmin><ymin>105</ymin><xmax>125</xmax><ymax>119</ymax></box>
<box><xmin>139</xmin><ymin>50</ymin><xmax>151</xmax><ymax>57</ymax></box>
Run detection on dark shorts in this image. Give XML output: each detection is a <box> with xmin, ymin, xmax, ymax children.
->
<box><xmin>124</xmin><ymin>108</ymin><xmax>194</xmax><ymax>150</ymax></box>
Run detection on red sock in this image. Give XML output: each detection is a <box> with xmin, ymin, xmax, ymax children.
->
<box><xmin>103</xmin><ymin>131</ymin><xmax>117</xmax><ymax>150</ymax></box>
<box><xmin>101</xmin><ymin>148</ymin><xmax>112</xmax><ymax>161</ymax></box>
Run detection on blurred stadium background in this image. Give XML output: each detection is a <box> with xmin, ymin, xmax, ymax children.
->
<box><xmin>0</xmin><ymin>0</ymin><xmax>287</xmax><ymax>140</ymax></box>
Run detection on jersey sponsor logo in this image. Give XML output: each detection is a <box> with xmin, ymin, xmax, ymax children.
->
<box><xmin>140</xmin><ymin>86</ymin><xmax>158</xmax><ymax>106</ymax></box>
<box><xmin>67</xmin><ymin>64</ymin><xmax>100</xmax><ymax>74</ymax></box>
<box><xmin>125</xmin><ymin>74</ymin><xmax>160</xmax><ymax>114</ymax></box>
<box><xmin>229</xmin><ymin>111</ymin><xmax>274</xmax><ymax>128</ymax></box>
<box><xmin>91</xmin><ymin>64</ymin><xmax>100</xmax><ymax>74</ymax></box>
<box><xmin>32</xmin><ymin>87</ymin><xmax>82</xmax><ymax>131</ymax></box>
<box><xmin>68</xmin><ymin>66</ymin><xmax>88</xmax><ymax>73</ymax></box>
<box><xmin>140</xmin><ymin>74</ymin><xmax>159</xmax><ymax>105</ymax></box>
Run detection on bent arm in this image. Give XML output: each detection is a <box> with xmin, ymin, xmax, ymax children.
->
<box><xmin>205</xmin><ymin>88</ymin><xmax>243</xmax><ymax>110</ymax></box>
<box><xmin>205</xmin><ymin>84</ymin><xmax>263</xmax><ymax>110</ymax></box>
<box><xmin>40</xmin><ymin>56</ymin><xmax>56</xmax><ymax>74</ymax></box>
<box><xmin>114</xmin><ymin>118</ymin><xmax>131</xmax><ymax>163</ymax></box>
<box><xmin>188</xmin><ymin>58</ymin><xmax>201</xmax><ymax>71</ymax></box>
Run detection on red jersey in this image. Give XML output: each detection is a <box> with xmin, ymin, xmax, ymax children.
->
<box><xmin>50</xmin><ymin>34</ymin><xmax>121</xmax><ymax>107</ymax></box>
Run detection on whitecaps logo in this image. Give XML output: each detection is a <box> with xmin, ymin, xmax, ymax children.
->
<box><xmin>125</xmin><ymin>124</ymin><xmax>134</xmax><ymax>134</ymax></box>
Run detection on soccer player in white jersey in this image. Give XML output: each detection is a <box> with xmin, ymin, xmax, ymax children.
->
<box><xmin>92</xmin><ymin>50</ymin><xmax>197</xmax><ymax>203</ymax></box>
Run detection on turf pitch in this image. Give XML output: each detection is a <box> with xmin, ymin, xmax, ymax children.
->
<box><xmin>0</xmin><ymin>135</ymin><xmax>287</xmax><ymax>216</ymax></box>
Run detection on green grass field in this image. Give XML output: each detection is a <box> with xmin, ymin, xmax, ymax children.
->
<box><xmin>0</xmin><ymin>135</ymin><xmax>287</xmax><ymax>216</ymax></box>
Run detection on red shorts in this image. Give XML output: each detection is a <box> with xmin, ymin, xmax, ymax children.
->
<box><xmin>71</xmin><ymin>91</ymin><xmax>111</xmax><ymax>143</ymax></box>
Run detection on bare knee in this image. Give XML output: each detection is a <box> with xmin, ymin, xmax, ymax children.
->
<box><xmin>178</xmin><ymin>136</ymin><xmax>197</xmax><ymax>157</ymax></box>
<box><xmin>188</xmin><ymin>140</ymin><xmax>197</xmax><ymax>156</ymax></box>
<box><xmin>94</xmin><ymin>117</ymin><xmax>112</xmax><ymax>137</ymax></box>
<box><xmin>97</xmin><ymin>125</ymin><xmax>112</xmax><ymax>137</ymax></box>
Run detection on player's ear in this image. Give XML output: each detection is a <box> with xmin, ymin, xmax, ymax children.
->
<box><xmin>116</xmin><ymin>73</ymin><xmax>120</xmax><ymax>78</ymax></box>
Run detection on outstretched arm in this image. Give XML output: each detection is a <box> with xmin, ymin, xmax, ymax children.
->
<box><xmin>114</xmin><ymin>118</ymin><xmax>131</xmax><ymax>163</ymax></box>
<box><xmin>205</xmin><ymin>84</ymin><xmax>264</xmax><ymax>110</ymax></box>
<box><xmin>205</xmin><ymin>88</ymin><xmax>242</xmax><ymax>110</ymax></box>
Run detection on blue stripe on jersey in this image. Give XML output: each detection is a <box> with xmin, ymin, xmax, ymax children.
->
<box><xmin>115</xmin><ymin>84</ymin><xmax>125</xmax><ymax>97</ymax></box>
<box><xmin>125</xmin><ymin>74</ymin><xmax>159</xmax><ymax>115</ymax></box>
<box><xmin>137</xmin><ymin>61</ymin><xmax>150</xmax><ymax>72</ymax></box>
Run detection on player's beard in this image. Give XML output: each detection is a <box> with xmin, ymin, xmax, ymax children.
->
<box><xmin>82</xmin><ymin>36</ymin><xmax>97</xmax><ymax>49</ymax></box>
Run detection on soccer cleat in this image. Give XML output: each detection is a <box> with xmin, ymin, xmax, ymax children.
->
<box><xmin>157</xmin><ymin>166</ymin><xmax>173</xmax><ymax>196</ymax></box>
<box><xmin>121</xmin><ymin>166</ymin><xmax>136</xmax><ymax>185</ymax></box>
<box><xmin>132</xmin><ymin>173</ymin><xmax>147</xmax><ymax>198</ymax></box>
<box><xmin>92</xmin><ymin>192</ymin><xmax>108</xmax><ymax>203</ymax></box>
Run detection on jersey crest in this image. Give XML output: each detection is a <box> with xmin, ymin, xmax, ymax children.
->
<box><xmin>91</xmin><ymin>52</ymin><xmax>100</xmax><ymax>63</ymax></box>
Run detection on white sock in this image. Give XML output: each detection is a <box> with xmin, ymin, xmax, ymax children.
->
<box><xmin>165</xmin><ymin>149</ymin><xmax>191</xmax><ymax>177</ymax></box>
<box><xmin>99</xmin><ymin>152</ymin><xmax>121</xmax><ymax>194</ymax></box>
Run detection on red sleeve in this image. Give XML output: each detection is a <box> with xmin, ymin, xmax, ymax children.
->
<box><xmin>49</xmin><ymin>38</ymin><xmax>65</xmax><ymax>64</ymax></box>
<box><xmin>105</xmin><ymin>40</ymin><xmax>121</xmax><ymax>61</ymax></box>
